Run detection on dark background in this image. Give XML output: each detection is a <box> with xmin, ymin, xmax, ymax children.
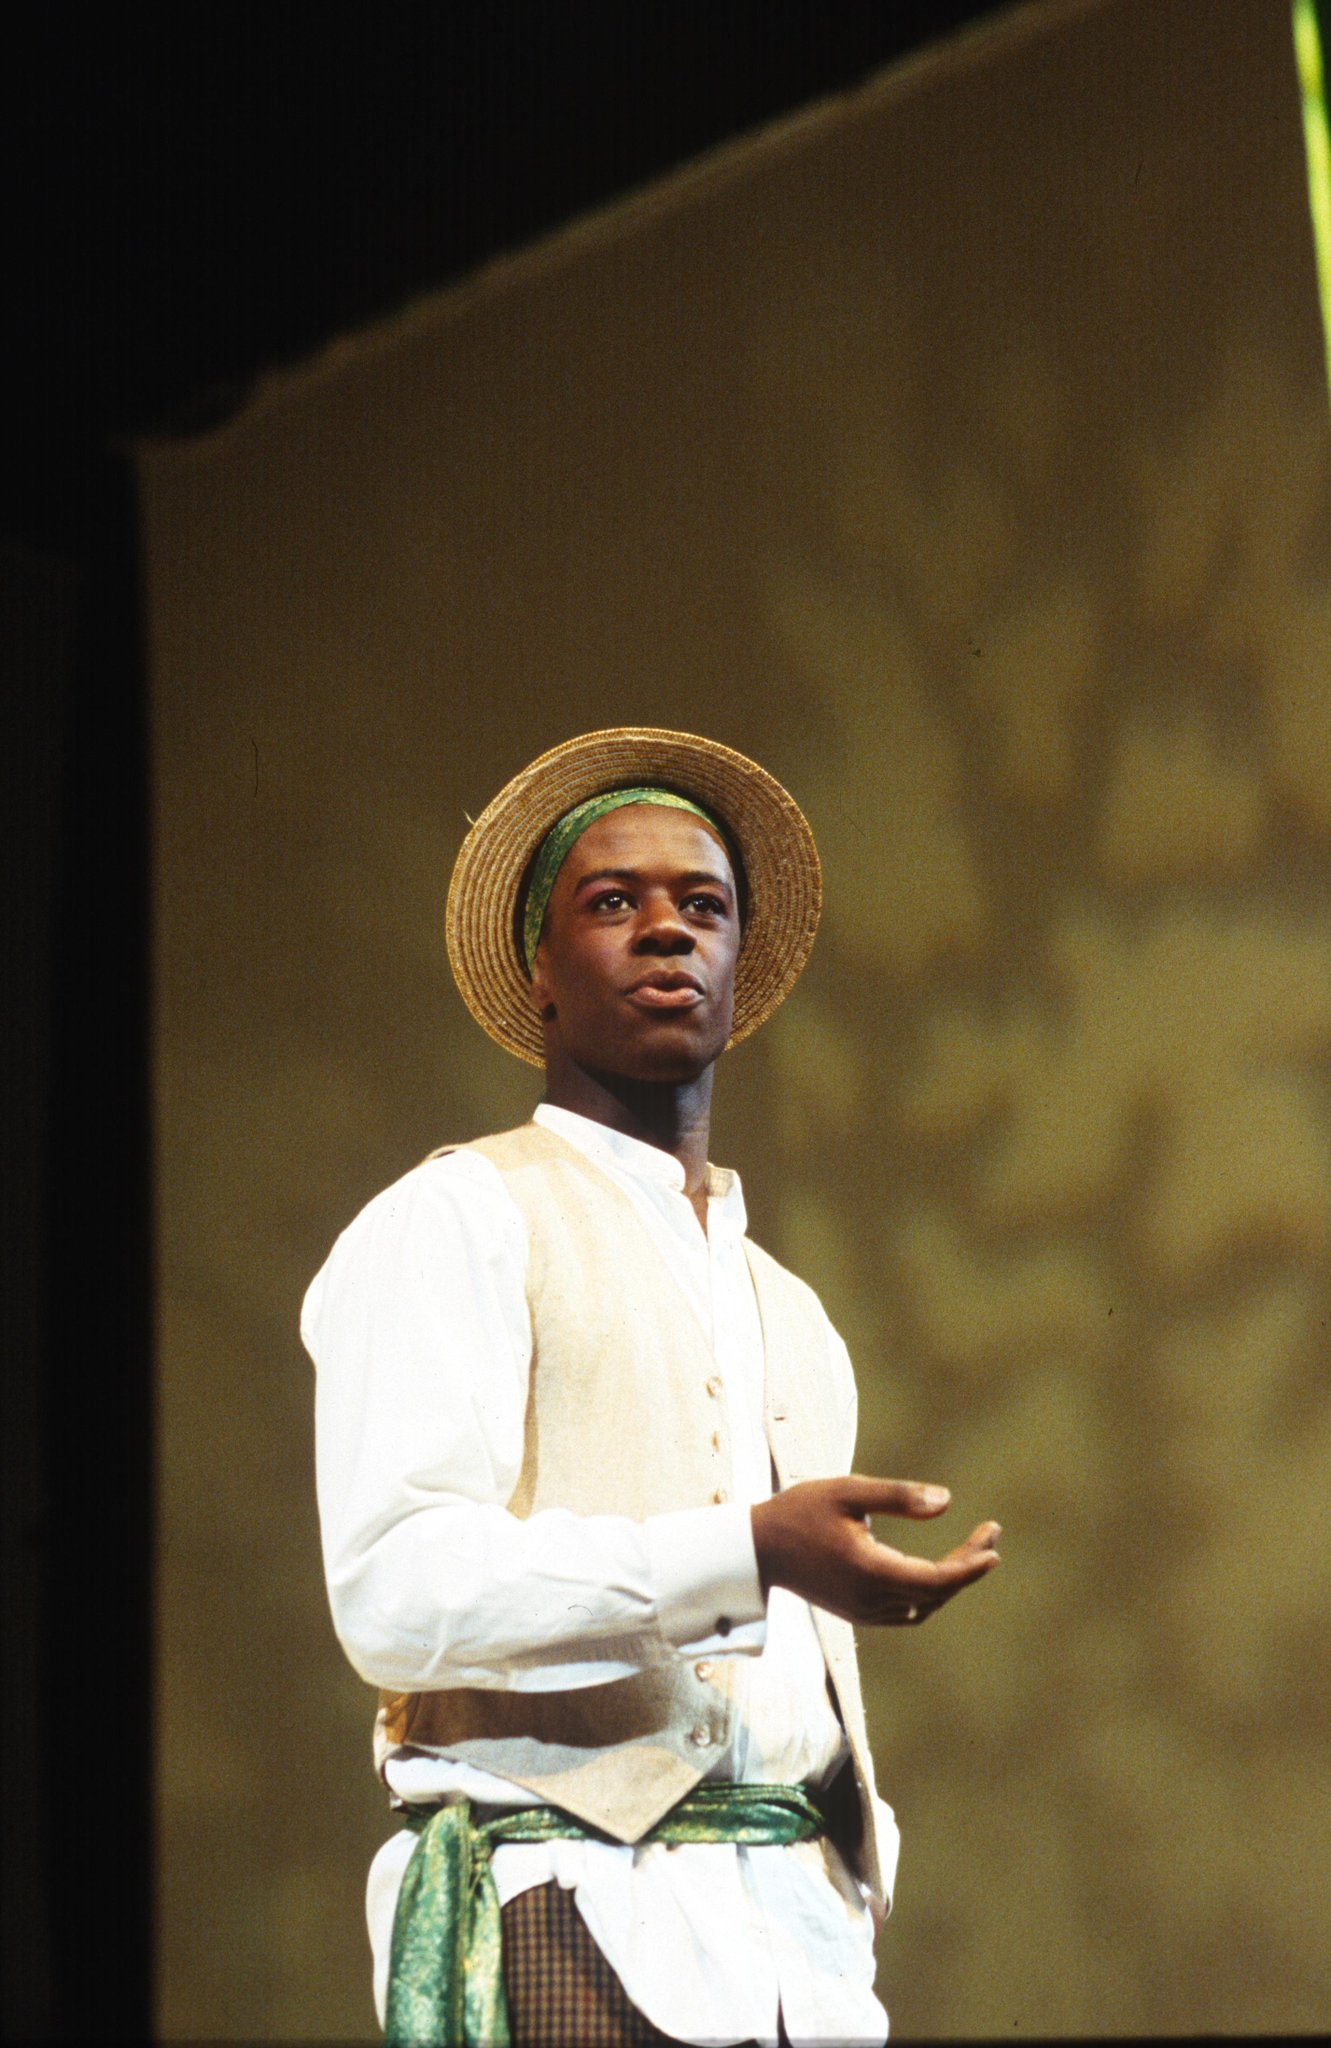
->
<box><xmin>1</xmin><ymin>6</ymin><xmax>1011</xmax><ymax>2037</ymax></box>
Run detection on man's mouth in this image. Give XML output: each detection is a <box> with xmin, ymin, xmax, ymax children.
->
<box><xmin>626</xmin><ymin>970</ymin><xmax>706</xmax><ymax>1010</ymax></box>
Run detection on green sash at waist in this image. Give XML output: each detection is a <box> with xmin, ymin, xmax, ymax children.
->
<box><xmin>385</xmin><ymin>1780</ymin><xmax>824</xmax><ymax>2047</ymax></box>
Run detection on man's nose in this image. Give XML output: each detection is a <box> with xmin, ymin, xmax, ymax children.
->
<box><xmin>632</xmin><ymin>895</ymin><xmax>695</xmax><ymax>952</ymax></box>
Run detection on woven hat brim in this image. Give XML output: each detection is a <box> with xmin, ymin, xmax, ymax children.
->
<box><xmin>446</xmin><ymin>727</ymin><xmax>822</xmax><ymax>1066</ymax></box>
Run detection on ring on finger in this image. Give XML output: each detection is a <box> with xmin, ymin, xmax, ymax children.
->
<box><xmin>904</xmin><ymin>1603</ymin><xmax>919</xmax><ymax>1623</ymax></box>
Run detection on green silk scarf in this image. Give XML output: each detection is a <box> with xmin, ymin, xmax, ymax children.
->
<box><xmin>521</xmin><ymin>787</ymin><xmax>723</xmax><ymax>971</ymax></box>
<box><xmin>384</xmin><ymin>1780</ymin><xmax>824</xmax><ymax>2047</ymax></box>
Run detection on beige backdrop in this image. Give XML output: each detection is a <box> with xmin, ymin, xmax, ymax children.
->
<box><xmin>143</xmin><ymin>0</ymin><xmax>1331</xmax><ymax>2035</ymax></box>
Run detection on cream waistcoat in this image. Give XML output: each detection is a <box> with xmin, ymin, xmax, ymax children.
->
<box><xmin>376</xmin><ymin>1121</ymin><xmax>889</xmax><ymax>1907</ymax></box>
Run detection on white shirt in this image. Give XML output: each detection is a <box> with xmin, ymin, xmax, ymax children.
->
<box><xmin>303</xmin><ymin>1103</ymin><xmax>895</xmax><ymax>2045</ymax></box>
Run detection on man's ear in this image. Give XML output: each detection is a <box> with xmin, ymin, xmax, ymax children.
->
<box><xmin>528</xmin><ymin>945</ymin><xmax>555</xmax><ymax>1021</ymax></box>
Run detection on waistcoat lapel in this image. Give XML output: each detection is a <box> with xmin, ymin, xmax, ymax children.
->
<box><xmin>744</xmin><ymin>1235</ymin><xmax>891</xmax><ymax>1909</ymax></box>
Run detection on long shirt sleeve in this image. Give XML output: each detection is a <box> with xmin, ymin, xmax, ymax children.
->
<box><xmin>303</xmin><ymin>1148</ymin><xmax>767</xmax><ymax>1696</ymax></box>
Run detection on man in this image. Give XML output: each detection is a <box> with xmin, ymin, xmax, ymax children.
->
<box><xmin>304</xmin><ymin>727</ymin><xmax>1000</xmax><ymax>2046</ymax></box>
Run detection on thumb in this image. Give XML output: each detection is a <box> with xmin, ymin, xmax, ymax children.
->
<box><xmin>839</xmin><ymin>1474</ymin><xmax>951</xmax><ymax>1520</ymax></box>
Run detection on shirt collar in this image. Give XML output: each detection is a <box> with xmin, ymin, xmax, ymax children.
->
<box><xmin>533</xmin><ymin>1101</ymin><xmax>747</xmax><ymax>1231</ymax></box>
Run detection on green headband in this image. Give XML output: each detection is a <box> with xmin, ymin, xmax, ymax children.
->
<box><xmin>522</xmin><ymin>787</ymin><xmax>724</xmax><ymax>970</ymax></box>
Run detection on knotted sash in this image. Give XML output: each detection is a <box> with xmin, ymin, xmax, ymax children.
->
<box><xmin>385</xmin><ymin>1781</ymin><xmax>824</xmax><ymax>2046</ymax></box>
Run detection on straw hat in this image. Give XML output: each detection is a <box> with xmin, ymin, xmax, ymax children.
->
<box><xmin>446</xmin><ymin>726</ymin><xmax>822</xmax><ymax>1066</ymax></box>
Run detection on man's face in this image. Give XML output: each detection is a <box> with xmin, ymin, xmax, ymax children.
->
<box><xmin>529</xmin><ymin>804</ymin><xmax>742</xmax><ymax>1084</ymax></box>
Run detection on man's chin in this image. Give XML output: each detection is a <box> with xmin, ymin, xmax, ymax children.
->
<box><xmin>568</xmin><ymin>1026</ymin><xmax>728</xmax><ymax>1089</ymax></box>
<box><xmin>602</xmin><ymin>1046</ymin><xmax>720</xmax><ymax>1087</ymax></box>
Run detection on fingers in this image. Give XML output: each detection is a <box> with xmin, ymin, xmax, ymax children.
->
<box><xmin>848</xmin><ymin>1558</ymin><xmax>983</xmax><ymax>1627</ymax></box>
<box><xmin>839</xmin><ymin>1473</ymin><xmax>952</xmax><ymax>1520</ymax></box>
<box><xmin>857</xmin><ymin>1541</ymin><xmax>996</xmax><ymax>1594</ymax></box>
<box><xmin>918</xmin><ymin>1538</ymin><xmax>999</xmax><ymax>1617</ymax></box>
<box><xmin>846</xmin><ymin>1516</ymin><xmax>1001</xmax><ymax>1626</ymax></box>
<box><xmin>864</xmin><ymin>1548</ymin><xmax>998</xmax><ymax>1625</ymax></box>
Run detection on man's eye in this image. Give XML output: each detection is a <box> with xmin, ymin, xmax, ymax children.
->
<box><xmin>685</xmin><ymin>894</ymin><xmax>727</xmax><ymax>916</ymax></box>
<box><xmin>590</xmin><ymin>890</ymin><xmax>631</xmax><ymax>911</ymax></box>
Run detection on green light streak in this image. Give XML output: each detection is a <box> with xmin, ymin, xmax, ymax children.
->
<box><xmin>1294</xmin><ymin>0</ymin><xmax>1331</xmax><ymax>397</ymax></box>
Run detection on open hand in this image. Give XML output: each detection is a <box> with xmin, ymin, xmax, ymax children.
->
<box><xmin>750</xmin><ymin>1474</ymin><xmax>1000</xmax><ymax>1626</ymax></box>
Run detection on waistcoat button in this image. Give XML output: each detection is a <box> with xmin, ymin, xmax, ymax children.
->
<box><xmin>694</xmin><ymin>1660</ymin><xmax>713</xmax><ymax>1681</ymax></box>
<box><xmin>706</xmin><ymin>1375</ymin><xmax>723</xmax><ymax>1398</ymax></box>
<box><xmin>712</xmin><ymin>1486</ymin><xmax>728</xmax><ymax>1504</ymax></box>
<box><xmin>710</xmin><ymin>1431</ymin><xmax>722</xmax><ymax>1452</ymax></box>
<box><xmin>690</xmin><ymin>1725</ymin><xmax>712</xmax><ymax>1747</ymax></box>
